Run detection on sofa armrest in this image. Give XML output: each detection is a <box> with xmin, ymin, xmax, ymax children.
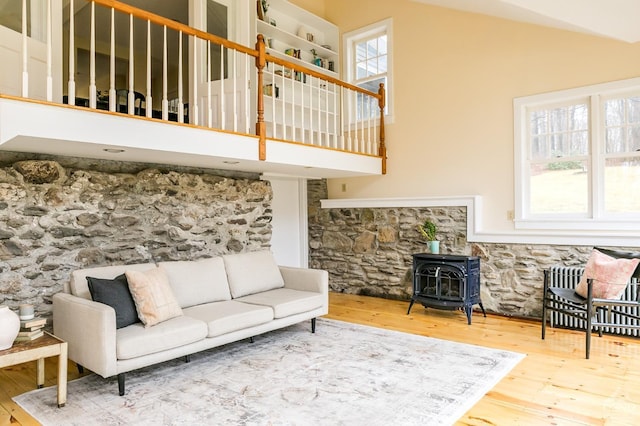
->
<box><xmin>279</xmin><ymin>266</ymin><xmax>328</xmax><ymax>295</ymax></box>
<box><xmin>53</xmin><ymin>293</ymin><xmax>118</xmax><ymax>378</ymax></box>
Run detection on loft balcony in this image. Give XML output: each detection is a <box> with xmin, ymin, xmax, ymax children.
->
<box><xmin>0</xmin><ymin>0</ymin><xmax>386</xmax><ymax>178</ymax></box>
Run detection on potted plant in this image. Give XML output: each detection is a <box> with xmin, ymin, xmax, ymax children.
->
<box><xmin>417</xmin><ymin>219</ymin><xmax>440</xmax><ymax>254</ymax></box>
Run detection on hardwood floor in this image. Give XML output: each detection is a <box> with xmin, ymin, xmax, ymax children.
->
<box><xmin>2</xmin><ymin>292</ymin><xmax>639</xmax><ymax>425</ymax></box>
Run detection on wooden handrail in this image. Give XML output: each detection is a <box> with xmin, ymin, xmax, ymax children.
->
<box><xmin>91</xmin><ymin>0</ymin><xmax>258</xmax><ymax>58</ymax></box>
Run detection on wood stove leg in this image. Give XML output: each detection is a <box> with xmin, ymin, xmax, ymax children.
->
<box><xmin>465</xmin><ymin>306</ymin><xmax>472</xmax><ymax>325</ymax></box>
<box><xmin>407</xmin><ymin>298</ymin><xmax>416</xmax><ymax>315</ymax></box>
<box><xmin>479</xmin><ymin>302</ymin><xmax>487</xmax><ymax>317</ymax></box>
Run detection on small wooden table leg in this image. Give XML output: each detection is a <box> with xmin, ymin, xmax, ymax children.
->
<box><xmin>57</xmin><ymin>342</ymin><xmax>68</xmax><ymax>407</ymax></box>
<box><xmin>36</xmin><ymin>358</ymin><xmax>45</xmax><ymax>388</ymax></box>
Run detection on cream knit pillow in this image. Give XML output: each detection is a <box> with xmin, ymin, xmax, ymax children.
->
<box><xmin>125</xmin><ymin>267</ymin><xmax>183</xmax><ymax>327</ymax></box>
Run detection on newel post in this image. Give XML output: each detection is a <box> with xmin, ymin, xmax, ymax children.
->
<box><xmin>378</xmin><ymin>83</ymin><xmax>387</xmax><ymax>175</ymax></box>
<box><xmin>255</xmin><ymin>34</ymin><xmax>267</xmax><ymax>161</ymax></box>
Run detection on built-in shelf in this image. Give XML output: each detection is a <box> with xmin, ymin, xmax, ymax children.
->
<box><xmin>255</xmin><ymin>0</ymin><xmax>339</xmax><ymax>77</ymax></box>
<box><xmin>265</xmin><ymin>47</ymin><xmax>338</xmax><ymax>78</ymax></box>
<box><xmin>253</xmin><ymin>0</ymin><xmax>340</xmax><ymax>147</ymax></box>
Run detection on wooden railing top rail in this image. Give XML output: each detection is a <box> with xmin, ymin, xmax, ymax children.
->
<box><xmin>91</xmin><ymin>0</ymin><xmax>381</xmax><ymax>101</ymax></box>
<box><xmin>91</xmin><ymin>0</ymin><xmax>258</xmax><ymax>58</ymax></box>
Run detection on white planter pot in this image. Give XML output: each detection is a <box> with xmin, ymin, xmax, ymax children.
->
<box><xmin>0</xmin><ymin>305</ymin><xmax>20</xmax><ymax>350</ymax></box>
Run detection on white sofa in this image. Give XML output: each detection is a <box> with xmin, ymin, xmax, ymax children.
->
<box><xmin>52</xmin><ymin>251</ymin><xmax>328</xmax><ymax>395</ymax></box>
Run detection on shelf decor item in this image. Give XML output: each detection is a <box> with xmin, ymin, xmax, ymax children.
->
<box><xmin>19</xmin><ymin>304</ymin><xmax>35</xmax><ymax>320</ymax></box>
<box><xmin>418</xmin><ymin>219</ymin><xmax>440</xmax><ymax>254</ymax></box>
<box><xmin>258</xmin><ymin>0</ymin><xmax>270</xmax><ymax>21</ymax></box>
<box><xmin>0</xmin><ymin>305</ymin><xmax>20</xmax><ymax>350</ymax></box>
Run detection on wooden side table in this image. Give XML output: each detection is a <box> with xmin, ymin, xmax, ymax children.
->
<box><xmin>0</xmin><ymin>332</ymin><xmax>68</xmax><ymax>407</ymax></box>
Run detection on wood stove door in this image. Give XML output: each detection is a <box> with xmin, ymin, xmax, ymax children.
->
<box><xmin>414</xmin><ymin>264</ymin><xmax>466</xmax><ymax>302</ymax></box>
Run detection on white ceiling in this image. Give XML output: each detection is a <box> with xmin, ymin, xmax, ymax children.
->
<box><xmin>412</xmin><ymin>0</ymin><xmax>640</xmax><ymax>43</ymax></box>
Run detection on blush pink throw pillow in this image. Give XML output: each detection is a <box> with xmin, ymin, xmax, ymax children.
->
<box><xmin>575</xmin><ymin>249</ymin><xmax>640</xmax><ymax>299</ymax></box>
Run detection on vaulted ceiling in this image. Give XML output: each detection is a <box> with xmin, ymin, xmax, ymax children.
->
<box><xmin>412</xmin><ymin>0</ymin><xmax>640</xmax><ymax>43</ymax></box>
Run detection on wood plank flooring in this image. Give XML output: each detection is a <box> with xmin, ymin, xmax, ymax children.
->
<box><xmin>2</xmin><ymin>292</ymin><xmax>639</xmax><ymax>425</ymax></box>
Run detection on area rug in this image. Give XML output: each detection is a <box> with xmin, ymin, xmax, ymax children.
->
<box><xmin>13</xmin><ymin>318</ymin><xmax>524</xmax><ymax>425</ymax></box>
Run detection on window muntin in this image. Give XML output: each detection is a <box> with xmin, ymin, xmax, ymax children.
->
<box><xmin>515</xmin><ymin>78</ymin><xmax>640</xmax><ymax>231</ymax></box>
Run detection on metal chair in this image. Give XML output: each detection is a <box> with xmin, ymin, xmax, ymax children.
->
<box><xmin>541</xmin><ymin>265</ymin><xmax>640</xmax><ymax>359</ymax></box>
<box><xmin>115</xmin><ymin>89</ymin><xmax>145</xmax><ymax>116</ymax></box>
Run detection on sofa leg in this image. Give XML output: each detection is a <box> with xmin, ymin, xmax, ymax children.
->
<box><xmin>249</xmin><ymin>336</ymin><xmax>254</xmax><ymax>343</ymax></box>
<box><xmin>118</xmin><ymin>373</ymin><xmax>125</xmax><ymax>396</ymax></box>
<box><xmin>311</xmin><ymin>318</ymin><xmax>316</xmax><ymax>333</ymax></box>
<box><xmin>77</xmin><ymin>364</ymin><xmax>84</xmax><ymax>374</ymax></box>
<box><xmin>185</xmin><ymin>355</ymin><xmax>191</xmax><ymax>363</ymax></box>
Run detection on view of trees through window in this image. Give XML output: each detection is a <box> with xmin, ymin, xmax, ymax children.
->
<box><xmin>527</xmin><ymin>95</ymin><xmax>640</xmax><ymax>216</ymax></box>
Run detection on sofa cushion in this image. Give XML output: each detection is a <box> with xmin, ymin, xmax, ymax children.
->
<box><xmin>126</xmin><ymin>267</ymin><xmax>183</xmax><ymax>327</ymax></box>
<box><xmin>87</xmin><ymin>274</ymin><xmax>140</xmax><ymax>329</ymax></box>
<box><xmin>236</xmin><ymin>288</ymin><xmax>325</xmax><ymax>318</ymax></box>
<box><xmin>183</xmin><ymin>300</ymin><xmax>273</xmax><ymax>337</ymax></box>
<box><xmin>116</xmin><ymin>315</ymin><xmax>207</xmax><ymax>360</ymax></box>
<box><xmin>69</xmin><ymin>263</ymin><xmax>156</xmax><ymax>300</ymax></box>
<box><xmin>223</xmin><ymin>251</ymin><xmax>284</xmax><ymax>298</ymax></box>
<box><xmin>159</xmin><ymin>257</ymin><xmax>231</xmax><ymax>308</ymax></box>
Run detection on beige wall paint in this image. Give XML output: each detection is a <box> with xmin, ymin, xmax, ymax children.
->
<box><xmin>320</xmin><ymin>0</ymin><xmax>640</xmax><ymax>233</ymax></box>
<box><xmin>289</xmin><ymin>0</ymin><xmax>325</xmax><ymax>19</ymax></box>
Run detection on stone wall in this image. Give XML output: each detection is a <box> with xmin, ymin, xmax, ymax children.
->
<box><xmin>0</xmin><ymin>155</ymin><xmax>272</xmax><ymax>321</ymax></box>
<box><xmin>308</xmin><ymin>179</ymin><xmax>638</xmax><ymax>319</ymax></box>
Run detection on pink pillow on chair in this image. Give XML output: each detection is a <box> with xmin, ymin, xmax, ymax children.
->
<box><xmin>575</xmin><ymin>249</ymin><xmax>640</xmax><ymax>299</ymax></box>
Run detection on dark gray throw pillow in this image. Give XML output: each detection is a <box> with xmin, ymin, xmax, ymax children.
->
<box><xmin>87</xmin><ymin>274</ymin><xmax>140</xmax><ymax>329</ymax></box>
<box><xmin>594</xmin><ymin>247</ymin><xmax>640</xmax><ymax>279</ymax></box>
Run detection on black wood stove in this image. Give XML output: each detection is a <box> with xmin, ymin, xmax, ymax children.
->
<box><xmin>407</xmin><ymin>253</ymin><xmax>486</xmax><ymax>324</ymax></box>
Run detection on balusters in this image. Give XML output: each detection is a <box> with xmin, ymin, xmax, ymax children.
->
<box><xmin>162</xmin><ymin>25</ymin><xmax>168</xmax><ymax>120</ymax></box>
<box><xmin>127</xmin><ymin>14</ymin><xmax>134</xmax><ymax>114</ymax></box>
<box><xmin>177</xmin><ymin>30</ymin><xmax>183</xmax><ymax>123</ymax></box>
<box><xmin>108</xmin><ymin>7</ymin><xmax>115</xmax><ymax>112</ymax></box>
<box><xmin>207</xmin><ymin>40</ymin><xmax>212</xmax><ymax>128</ymax></box>
<box><xmin>89</xmin><ymin>1</ymin><xmax>96</xmax><ymax>109</ymax></box>
<box><xmin>219</xmin><ymin>44</ymin><xmax>225</xmax><ymax>130</ymax></box>
<box><xmin>21</xmin><ymin>0</ymin><xmax>28</xmax><ymax>97</ymax></box>
<box><xmin>232</xmin><ymin>50</ymin><xmax>238</xmax><ymax>132</ymax></box>
<box><xmin>67</xmin><ymin>0</ymin><xmax>75</xmax><ymax>105</ymax></box>
<box><xmin>339</xmin><ymin>86</ymin><xmax>345</xmax><ymax>150</ymax></box>
<box><xmin>333</xmin><ymin>83</ymin><xmax>342</xmax><ymax>149</ymax></box>
<box><xmin>46</xmin><ymin>0</ymin><xmax>52</xmax><ymax>101</ymax></box>
<box><xmin>192</xmin><ymin>36</ymin><xmax>198</xmax><ymax>126</ymax></box>
<box><xmin>147</xmin><ymin>21</ymin><xmax>153</xmax><ymax>118</ymax></box>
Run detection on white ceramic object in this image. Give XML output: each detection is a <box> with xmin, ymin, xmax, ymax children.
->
<box><xmin>0</xmin><ymin>305</ymin><xmax>20</xmax><ymax>350</ymax></box>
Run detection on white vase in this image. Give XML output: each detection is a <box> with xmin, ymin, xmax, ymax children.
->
<box><xmin>0</xmin><ymin>305</ymin><xmax>20</xmax><ymax>350</ymax></box>
<box><xmin>429</xmin><ymin>240</ymin><xmax>440</xmax><ymax>254</ymax></box>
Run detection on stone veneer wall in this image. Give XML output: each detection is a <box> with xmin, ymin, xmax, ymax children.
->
<box><xmin>0</xmin><ymin>155</ymin><xmax>272</xmax><ymax>322</ymax></box>
<box><xmin>308</xmin><ymin>179</ymin><xmax>638</xmax><ymax>319</ymax></box>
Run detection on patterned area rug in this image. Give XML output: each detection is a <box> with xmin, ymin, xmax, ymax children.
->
<box><xmin>14</xmin><ymin>319</ymin><xmax>524</xmax><ymax>425</ymax></box>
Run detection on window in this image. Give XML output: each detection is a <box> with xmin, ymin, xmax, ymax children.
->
<box><xmin>514</xmin><ymin>78</ymin><xmax>640</xmax><ymax>232</ymax></box>
<box><xmin>344</xmin><ymin>18</ymin><xmax>393</xmax><ymax>123</ymax></box>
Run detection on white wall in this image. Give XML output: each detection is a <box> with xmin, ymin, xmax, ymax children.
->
<box><xmin>264</xmin><ymin>175</ymin><xmax>308</xmax><ymax>267</ymax></box>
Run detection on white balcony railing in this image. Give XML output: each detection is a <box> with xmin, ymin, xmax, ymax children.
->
<box><xmin>5</xmin><ymin>0</ymin><xmax>386</xmax><ymax>172</ymax></box>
